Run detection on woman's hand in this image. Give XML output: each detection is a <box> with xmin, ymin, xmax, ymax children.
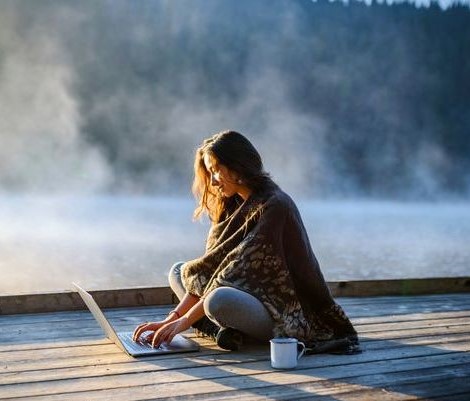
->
<box><xmin>132</xmin><ymin>317</ymin><xmax>191</xmax><ymax>348</ymax></box>
<box><xmin>133</xmin><ymin>293</ymin><xmax>204</xmax><ymax>347</ymax></box>
<box><xmin>149</xmin><ymin>317</ymin><xmax>191</xmax><ymax>348</ymax></box>
<box><xmin>132</xmin><ymin>321</ymin><xmax>166</xmax><ymax>343</ymax></box>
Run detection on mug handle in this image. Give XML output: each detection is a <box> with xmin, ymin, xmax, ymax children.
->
<box><xmin>297</xmin><ymin>341</ymin><xmax>306</xmax><ymax>360</ymax></box>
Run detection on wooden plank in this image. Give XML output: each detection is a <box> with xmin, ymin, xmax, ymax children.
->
<box><xmin>341</xmin><ymin>302</ymin><xmax>470</xmax><ymax>318</ymax></box>
<box><xmin>174</xmin><ymin>366</ymin><xmax>470</xmax><ymax>401</ymax></box>
<box><xmin>356</xmin><ymin>316</ymin><xmax>470</xmax><ymax>333</ymax></box>
<box><xmin>3</xmin><ymin>309</ymin><xmax>469</xmax><ymax>334</ymax></box>
<box><xmin>2</xmin><ymin>297</ymin><xmax>469</xmax><ymax>339</ymax></box>
<box><xmin>1</xmin><ymin>313</ymin><xmax>469</xmax><ymax>351</ymax></box>
<box><xmin>0</xmin><ymin>306</ymin><xmax>172</xmax><ymax>328</ymax></box>
<box><xmin>0</xmin><ymin>309</ymin><xmax>179</xmax><ymax>331</ymax></box>
<box><xmin>432</xmin><ymin>395</ymin><xmax>470</xmax><ymax>401</ymax></box>
<box><xmin>2</xmin><ymin>317</ymin><xmax>467</xmax><ymax>367</ymax></box>
<box><xmin>1</xmin><ymin>325</ymin><xmax>468</xmax><ymax>384</ymax></box>
<box><xmin>0</xmin><ymin>294</ymin><xmax>468</xmax><ymax>400</ymax></box>
<box><xmin>6</xmin><ymin>311</ymin><xmax>469</xmax><ymax>361</ymax></box>
<box><xmin>1</xmin><ymin>312</ymin><xmax>469</xmax><ymax>360</ymax></box>
<box><xmin>2</xmin><ymin>307</ymin><xmax>469</xmax><ymax>334</ymax></box>
<box><xmin>0</xmin><ymin>287</ymin><xmax>176</xmax><ymax>315</ymax></box>
<box><xmin>329</xmin><ymin>277</ymin><xmax>470</xmax><ymax>297</ymax></box>
<box><xmin>1</xmin><ymin>311</ymin><xmax>469</xmax><ymax>347</ymax></box>
<box><xmin>1</xmin><ymin>351</ymin><xmax>468</xmax><ymax>400</ymax></box>
<box><xmin>0</xmin><ymin>315</ymin><xmax>465</xmax><ymax>354</ymax></box>
<box><xmin>0</xmin><ymin>338</ymin><xmax>111</xmax><ymax>353</ymax></box>
<box><xmin>307</xmin><ymin>375</ymin><xmax>470</xmax><ymax>401</ymax></box>
<box><xmin>1</xmin><ymin>277</ymin><xmax>468</xmax><ymax>315</ymax></box>
<box><xmin>0</xmin><ymin>330</ymin><xmax>206</xmax><ymax>353</ymax></box>
<box><xmin>338</xmin><ymin>292</ymin><xmax>470</xmax><ymax>305</ymax></box>
<box><xmin>1</xmin><ymin>302</ymin><xmax>469</xmax><ymax>352</ymax></box>
<box><xmin>2</xmin><ymin>313</ymin><xmax>467</xmax><ymax>363</ymax></box>
<box><xmin>0</xmin><ymin>292</ymin><xmax>468</xmax><ymax>328</ymax></box>
<box><xmin>1</xmin><ymin>331</ymin><xmax>468</xmax><ymax>384</ymax></box>
<box><xmin>352</xmin><ymin>310</ymin><xmax>470</xmax><ymax>325</ymax></box>
<box><xmin>2</xmin><ymin>326</ymin><xmax>467</xmax><ymax>371</ymax></box>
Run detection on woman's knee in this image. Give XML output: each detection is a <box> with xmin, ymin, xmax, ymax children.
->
<box><xmin>203</xmin><ymin>287</ymin><xmax>235</xmax><ymax>319</ymax></box>
<box><xmin>203</xmin><ymin>287</ymin><xmax>274</xmax><ymax>340</ymax></box>
<box><xmin>168</xmin><ymin>261</ymin><xmax>185</xmax><ymax>282</ymax></box>
<box><xmin>168</xmin><ymin>261</ymin><xmax>186</xmax><ymax>300</ymax></box>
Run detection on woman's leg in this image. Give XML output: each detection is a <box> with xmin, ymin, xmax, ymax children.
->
<box><xmin>168</xmin><ymin>261</ymin><xmax>186</xmax><ymax>301</ymax></box>
<box><xmin>168</xmin><ymin>263</ymin><xmax>274</xmax><ymax>343</ymax></box>
<box><xmin>203</xmin><ymin>287</ymin><xmax>274</xmax><ymax>342</ymax></box>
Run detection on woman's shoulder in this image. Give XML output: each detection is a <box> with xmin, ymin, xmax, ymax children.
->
<box><xmin>262</xmin><ymin>186</ymin><xmax>298</xmax><ymax>214</ymax></box>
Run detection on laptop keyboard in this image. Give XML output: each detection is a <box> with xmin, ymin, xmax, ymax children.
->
<box><xmin>120</xmin><ymin>333</ymin><xmax>164</xmax><ymax>352</ymax></box>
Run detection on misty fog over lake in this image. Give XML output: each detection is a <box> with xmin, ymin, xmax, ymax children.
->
<box><xmin>1</xmin><ymin>196</ymin><xmax>469</xmax><ymax>294</ymax></box>
<box><xmin>0</xmin><ymin>0</ymin><xmax>469</xmax><ymax>294</ymax></box>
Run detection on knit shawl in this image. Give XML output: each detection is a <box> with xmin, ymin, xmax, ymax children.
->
<box><xmin>182</xmin><ymin>186</ymin><xmax>357</xmax><ymax>345</ymax></box>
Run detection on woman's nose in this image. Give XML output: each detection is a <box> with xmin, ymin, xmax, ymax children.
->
<box><xmin>211</xmin><ymin>174</ymin><xmax>220</xmax><ymax>186</ymax></box>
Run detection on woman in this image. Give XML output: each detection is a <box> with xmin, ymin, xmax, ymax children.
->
<box><xmin>133</xmin><ymin>130</ymin><xmax>360</xmax><ymax>354</ymax></box>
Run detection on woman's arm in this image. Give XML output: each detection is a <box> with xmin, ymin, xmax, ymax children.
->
<box><xmin>168</xmin><ymin>292</ymin><xmax>201</xmax><ymax>320</ymax></box>
<box><xmin>132</xmin><ymin>292</ymin><xmax>207</xmax><ymax>347</ymax></box>
<box><xmin>147</xmin><ymin>297</ymin><xmax>206</xmax><ymax>348</ymax></box>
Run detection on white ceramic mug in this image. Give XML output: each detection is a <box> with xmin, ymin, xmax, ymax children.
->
<box><xmin>270</xmin><ymin>337</ymin><xmax>306</xmax><ymax>369</ymax></box>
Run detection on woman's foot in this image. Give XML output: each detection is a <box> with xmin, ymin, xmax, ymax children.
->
<box><xmin>192</xmin><ymin>316</ymin><xmax>219</xmax><ymax>339</ymax></box>
<box><xmin>216</xmin><ymin>327</ymin><xmax>243</xmax><ymax>351</ymax></box>
<box><xmin>192</xmin><ymin>317</ymin><xmax>243</xmax><ymax>351</ymax></box>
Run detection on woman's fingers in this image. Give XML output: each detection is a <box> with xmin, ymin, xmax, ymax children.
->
<box><xmin>134</xmin><ymin>318</ymin><xmax>190</xmax><ymax>347</ymax></box>
<box><xmin>133</xmin><ymin>322</ymin><xmax>157</xmax><ymax>341</ymax></box>
<box><xmin>151</xmin><ymin>318</ymin><xmax>189</xmax><ymax>348</ymax></box>
<box><xmin>150</xmin><ymin>327</ymin><xmax>164</xmax><ymax>348</ymax></box>
<box><xmin>132</xmin><ymin>322</ymin><xmax>148</xmax><ymax>341</ymax></box>
<box><xmin>151</xmin><ymin>325</ymin><xmax>175</xmax><ymax>348</ymax></box>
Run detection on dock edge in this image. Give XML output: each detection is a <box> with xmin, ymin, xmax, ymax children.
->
<box><xmin>1</xmin><ymin>276</ymin><xmax>469</xmax><ymax>315</ymax></box>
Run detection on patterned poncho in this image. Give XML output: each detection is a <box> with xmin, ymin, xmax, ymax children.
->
<box><xmin>182</xmin><ymin>186</ymin><xmax>357</xmax><ymax>346</ymax></box>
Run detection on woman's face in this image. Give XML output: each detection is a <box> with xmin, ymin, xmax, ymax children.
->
<box><xmin>203</xmin><ymin>153</ymin><xmax>240</xmax><ymax>198</ymax></box>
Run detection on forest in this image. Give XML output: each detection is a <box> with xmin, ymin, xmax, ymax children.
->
<box><xmin>1</xmin><ymin>0</ymin><xmax>469</xmax><ymax>198</ymax></box>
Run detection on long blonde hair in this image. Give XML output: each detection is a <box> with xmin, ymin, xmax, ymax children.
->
<box><xmin>192</xmin><ymin>130</ymin><xmax>273</xmax><ymax>222</ymax></box>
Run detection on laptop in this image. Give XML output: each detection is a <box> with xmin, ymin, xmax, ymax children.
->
<box><xmin>72</xmin><ymin>283</ymin><xmax>200</xmax><ymax>357</ymax></box>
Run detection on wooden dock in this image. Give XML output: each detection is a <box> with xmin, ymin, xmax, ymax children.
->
<box><xmin>1</xmin><ymin>292</ymin><xmax>469</xmax><ymax>400</ymax></box>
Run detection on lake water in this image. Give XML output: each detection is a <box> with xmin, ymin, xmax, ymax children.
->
<box><xmin>1</xmin><ymin>195</ymin><xmax>469</xmax><ymax>295</ymax></box>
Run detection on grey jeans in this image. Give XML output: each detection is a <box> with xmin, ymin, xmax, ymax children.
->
<box><xmin>168</xmin><ymin>262</ymin><xmax>274</xmax><ymax>341</ymax></box>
